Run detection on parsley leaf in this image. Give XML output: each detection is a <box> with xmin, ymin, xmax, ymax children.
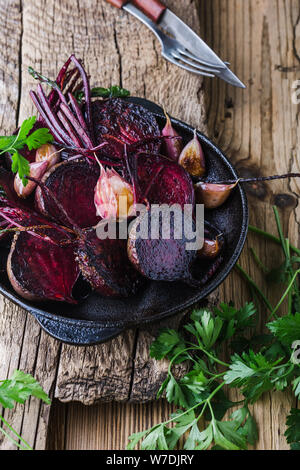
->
<box><xmin>285</xmin><ymin>409</ymin><xmax>300</xmax><ymax>450</ymax></box>
<box><xmin>18</xmin><ymin>116</ymin><xmax>37</xmax><ymax>142</ymax></box>
<box><xmin>127</xmin><ymin>430</ymin><xmax>149</xmax><ymax>450</ymax></box>
<box><xmin>224</xmin><ymin>351</ymin><xmax>289</xmax><ymax>403</ymax></box>
<box><xmin>215</xmin><ymin>302</ymin><xmax>257</xmax><ymax>340</ymax></box>
<box><xmin>0</xmin><ymin>370</ymin><xmax>50</xmax><ymax>409</ymax></box>
<box><xmin>268</xmin><ymin>313</ymin><xmax>300</xmax><ymax>346</ymax></box>
<box><xmin>11</xmin><ymin>152</ymin><xmax>30</xmax><ymax>186</ymax></box>
<box><xmin>212</xmin><ymin>419</ymin><xmax>248</xmax><ymax>450</ymax></box>
<box><xmin>0</xmin><ymin>116</ymin><xmax>53</xmax><ymax>185</ymax></box>
<box><xmin>187</xmin><ymin>309</ymin><xmax>223</xmax><ymax>349</ymax></box>
<box><xmin>92</xmin><ymin>85</ymin><xmax>130</xmax><ymax>99</ymax></box>
<box><xmin>150</xmin><ymin>328</ymin><xmax>187</xmax><ymax>363</ymax></box>
<box><xmin>26</xmin><ymin>127</ymin><xmax>54</xmax><ymax>150</ymax></box>
<box><xmin>140</xmin><ymin>425</ymin><xmax>169</xmax><ymax>450</ymax></box>
<box><xmin>0</xmin><ymin>136</ymin><xmax>15</xmax><ymax>151</ymax></box>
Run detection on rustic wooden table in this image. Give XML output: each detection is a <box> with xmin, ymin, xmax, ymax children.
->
<box><xmin>0</xmin><ymin>0</ymin><xmax>299</xmax><ymax>451</ymax></box>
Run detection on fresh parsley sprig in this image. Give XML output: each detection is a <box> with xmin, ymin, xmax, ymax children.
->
<box><xmin>0</xmin><ymin>370</ymin><xmax>50</xmax><ymax>450</ymax></box>
<box><xmin>0</xmin><ymin>116</ymin><xmax>53</xmax><ymax>185</ymax></box>
<box><xmin>128</xmin><ymin>307</ymin><xmax>259</xmax><ymax>450</ymax></box>
<box><xmin>128</xmin><ymin>207</ymin><xmax>300</xmax><ymax>451</ymax></box>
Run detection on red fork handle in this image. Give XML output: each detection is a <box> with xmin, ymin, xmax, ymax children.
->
<box><xmin>105</xmin><ymin>0</ymin><xmax>166</xmax><ymax>23</ymax></box>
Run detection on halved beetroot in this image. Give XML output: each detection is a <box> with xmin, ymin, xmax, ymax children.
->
<box><xmin>137</xmin><ymin>154</ymin><xmax>195</xmax><ymax>207</ymax></box>
<box><xmin>92</xmin><ymin>98</ymin><xmax>161</xmax><ymax>159</ymax></box>
<box><xmin>75</xmin><ymin>227</ymin><xmax>143</xmax><ymax>297</ymax></box>
<box><xmin>128</xmin><ymin>209</ymin><xmax>198</xmax><ymax>283</ymax></box>
<box><xmin>7</xmin><ymin>230</ymin><xmax>79</xmax><ymax>303</ymax></box>
<box><xmin>35</xmin><ymin>159</ymin><xmax>100</xmax><ymax>228</ymax></box>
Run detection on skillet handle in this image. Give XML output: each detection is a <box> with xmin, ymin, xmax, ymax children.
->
<box><xmin>105</xmin><ymin>0</ymin><xmax>166</xmax><ymax>23</ymax></box>
<box><xmin>33</xmin><ymin>312</ymin><xmax>124</xmax><ymax>346</ymax></box>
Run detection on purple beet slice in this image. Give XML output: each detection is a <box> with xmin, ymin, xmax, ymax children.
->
<box><xmin>92</xmin><ymin>98</ymin><xmax>161</xmax><ymax>159</ymax></box>
<box><xmin>137</xmin><ymin>154</ymin><xmax>195</xmax><ymax>207</ymax></box>
<box><xmin>75</xmin><ymin>227</ymin><xmax>143</xmax><ymax>298</ymax></box>
<box><xmin>128</xmin><ymin>209</ymin><xmax>198</xmax><ymax>283</ymax></box>
<box><xmin>35</xmin><ymin>159</ymin><xmax>100</xmax><ymax>228</ymax></box>
<box><xmin>7</xmin><ymin>230</ymin><xmax>79</xmax><ymax>303</ymax></box>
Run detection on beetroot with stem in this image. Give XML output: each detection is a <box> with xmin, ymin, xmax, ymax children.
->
<box><xmin>29</xmin><ymin>55</ymin><xmax>98</xmax><ymax>156</ymax></box>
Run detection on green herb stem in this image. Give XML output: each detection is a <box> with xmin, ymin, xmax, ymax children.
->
<box><xmin>0</xmin><ymin>415</ymin><xmax>33</xmax><ymax>450</ymax></box>
<box><xmin>236</xmin><ymin>264</ymin><xmax>274</xmax><ymax>313</ymax></box>
<box><xmin>268</xmin><ymin>269</ymin><xmax>300</xmax><ymax>320</ymax></box>
<box><xmin>0</xmin><ymin>425</ymin><xmax>28</xmax><ymax>450</ymax></box>
<box><xmin>248</xmin><ymin>226</ymin><xmax>300</xmax><ymax>257</ymax></box>
<box><xmin>166</xmin><ymin>381</ymin><xmax>226</xmax><ymax>429</ymax></box>
<box><xmin>250</xmin><ymin>248</ymin><xmax>268</xmax><ymax>274</ymax></box>
<box><xmin>168</xmin><ymin>345</ymin><xmax>229</xmax><ymax>375</ymax></box>
<box><xmin>273</xmin><ymin>207</ymin><xmax>289</xmax><ymax>259</ymax></box>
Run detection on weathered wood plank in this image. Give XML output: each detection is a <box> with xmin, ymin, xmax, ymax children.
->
<box><xmin>0</xmin><ymin>0</ymin><xmax>61</xmax><ymax>451</ymax></box>
<box><xmin>202</xmin><ymin>0</ymin><xmax>300</xmax><ymax>451</ymax></box>
<box><xmin>1</xmin><ymin>0</ymin><xmax>299</xmax><ymax>451</ymax></box>
<box><xmin>52</xmin><ymin>0</ymin><xmax>210</xmax><ymax>406</ymax></box>
<box><xmin>48</xmin><ymin>0</ymin><xmax>300</xmax><ymax>450</ymax></box>
<box><xmin>0</xmin><ymin>0</ymin><xmax>210</xmax><ymax>450</ymax></box>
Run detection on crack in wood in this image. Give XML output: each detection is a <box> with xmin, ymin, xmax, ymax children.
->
<box><xmin>15</xmin><ymin>0</ymin><xmax>23</xmax><ymax>128</ymax></box>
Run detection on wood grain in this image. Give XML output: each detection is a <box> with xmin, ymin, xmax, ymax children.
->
<box><xmin>0</xmin><ymin>0</ymin><xmax>210</xmax><ymax>450</ymax></box>
<box><xmin>0</xmin><ymin>0</ymin><xmax>299</xmax><ymax>451</ymax></box>
<box><xmin>49</xmin><ymin>0</ymin><xmax>300</xmax><ymax>450</ymax></box>
<box><xmin>201</xmin><ymin>0</ymin><xmax>300</xmax><ymax>451</ymax></box>
<box><xmin>0</xmin><ymin>0</ymin><xmax>61</xmax><ymax>451</ymax></box>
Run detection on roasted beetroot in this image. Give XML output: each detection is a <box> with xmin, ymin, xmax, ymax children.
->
<box><xmin>35</xmin><ymin>159</ymin><xmax>100</xmax><ymax>228</ymax></box>
<box><xmin>76</xmin><ymin>227</ymin><xmax>143</xmax><ymax>297</ymax></box>
<box><xmin>92</xmin><ymin>98</ymin><xmax>161</xmax><ymax>159</ymax></box>
<box><xmin>0</xmin><ymin>55</ymin><xmax>229</xmax><ymax>305</ymax></box>
<box><xmin>137</xmin><ymin>153</ymin><xmax>195</xmax><ymax>207</ymax></box>
<box><xmin>127</xmin><ymin>209</ymin><xmax>198</xmax><ymax>284</ymax></box>
<box><xmin>7</xmin><ymin>229</ymin><xmax>79</xmax><ymax>303</ymax></box>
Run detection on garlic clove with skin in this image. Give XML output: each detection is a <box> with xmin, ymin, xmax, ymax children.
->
<box><xmin>198</xmin><ymin>237</ymin><xmax>222</xmax><ymax>259</ymax></box>
<box><xmin>35</xmin><ymin>143</ymin><xmax>60</xmax><ymax>168</ymax></box>
<box><xmin>195</xmin><ymin>181</ymin><xmax>238</xmax><ymax>209</ymax></box>
<box><xmin>179</xmin><ymin>129</ymin><xmax>205</xmax><ymax>178</ymax></box>
<box><xmin>94</xmin><ymin>165</ymin><xmax>135</xmax><ymax>220</ymax></box>
<box><xmin>14</xmin><ymin>161</ymin><xmax>49</xmax><ymax>198</ymax></box>
<box><xmin>162</xmin><ymin>110</ymin><xmax>183</xmax><ymax>161</ymax></box>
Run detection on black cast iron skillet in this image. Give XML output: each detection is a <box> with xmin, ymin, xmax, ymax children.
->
<box><xmin>0</xmin><ymin>98</ymin><xmax>248</xmax><ymax>345</ymax></box>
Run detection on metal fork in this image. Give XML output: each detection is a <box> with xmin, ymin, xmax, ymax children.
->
<box><xmin>124</xmin><ymin>3</ymin><xmax>228</xmax><ymax>78</ymax></box>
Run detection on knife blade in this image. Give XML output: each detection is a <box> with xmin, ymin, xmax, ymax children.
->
<box><xmin>158</xmin><ymin>9</ymin><xmax>245</xmax><ymax>88</ymax></box>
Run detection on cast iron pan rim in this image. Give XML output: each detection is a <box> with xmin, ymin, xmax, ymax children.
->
<box><xmin>0</xmin><ymin>102</ymin><xmax>249</xmax><ymax>339</ymax></box>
